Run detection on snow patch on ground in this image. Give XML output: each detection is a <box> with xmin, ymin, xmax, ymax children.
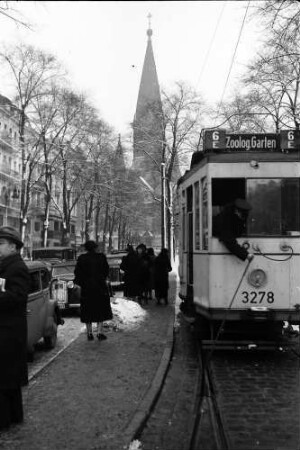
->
<box><xmin>104</xmin><ymin>297</ymin><xmax>148</xmax><ymax>332</ymax></box>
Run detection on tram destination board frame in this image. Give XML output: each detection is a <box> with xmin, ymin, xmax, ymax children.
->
<box><xmin>204</xmin><ymin>129</ymin><xmax>300</xmax><ymax>152</ymax></box>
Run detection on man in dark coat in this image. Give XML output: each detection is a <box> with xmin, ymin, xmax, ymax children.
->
<box><xmin>213</xmin><ymin>198</ymin><xmax>254</xmax><ymax>262</ymax></box>
<box><xmin>0</xmin><ymin>226</ymin><xmax>30</xmax><ymax>430</ymax></box>
<box><xmin>74</xmin><ymin>240</ymin><xmax>112</xmax><ymax>341</ymax></box>
<box><xmin>120</xmin><ymin>245</ymin><xmax>139</xmax><ymax>299</ymax></box>
<box><xmin>154</xmin><ymin>248</ymin><xmax>172</xmax><ymax>305</ymax></box>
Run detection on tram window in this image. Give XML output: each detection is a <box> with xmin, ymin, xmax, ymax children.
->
<box><xmin>194</xmin><ymin>182</ymin><xmax>200</xmax><ymax>250</ymax></box>
<box><xmin>212</xmin><ymin>178</ymin><xmax>245</xmax><ymax>209</ymax></box>
<box><xmin>201</xmin><ymin>177</ymin><xmax>208</xmax><ymax>249</ymax></box>
<box><xmin>247</xmin><ymin>178</ymin><xmax>300</xmax><ymax>236</ymax></box>
<box><xmin>212</xmin><ymin>178</ymin><xmax>246</xmax><ymax>236</ymax></box>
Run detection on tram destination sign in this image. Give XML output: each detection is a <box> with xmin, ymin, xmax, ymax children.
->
<box><xmin>204</xmin><ymin>129</ymin><xmax>300</xmax><ymax>152</ymax></box>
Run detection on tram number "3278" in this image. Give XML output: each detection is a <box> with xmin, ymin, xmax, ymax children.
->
<box><xmin>241</xmin><ymin>291</ymin><xmax>275</xmax><ymax>304</ymax></box>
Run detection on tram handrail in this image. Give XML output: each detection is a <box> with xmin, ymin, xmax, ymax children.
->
<box><xmin>253</xmin><ymin>244</ymin><xmax>294</xmax><ymax>262</ymax></box>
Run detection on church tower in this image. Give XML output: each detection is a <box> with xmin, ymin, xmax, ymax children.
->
<box><xmin>132</xmin><ymin>15</ymin><xmax>164</xmax><ymax>241</ymax></box>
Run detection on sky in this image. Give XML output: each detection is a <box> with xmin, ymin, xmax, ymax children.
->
<box><xmin>0</xmin><ymin>1</ymin><xmax>265</xmax><ymax>137</ymax></box>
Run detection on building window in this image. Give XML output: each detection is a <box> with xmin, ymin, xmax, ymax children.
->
<box><xmin>34</xmin><ymin>222</ymin><xmax>40</xmax><ymax>232</ymax></box>
<box><xmin>36</xmin><ymin>192</ymin><xmax>41</xmax><ymax>207</ymax></box>
<box><xmin>54</xmin><ymin>221</ymin><xmax>60</xmax><ymax>231</ymax></box>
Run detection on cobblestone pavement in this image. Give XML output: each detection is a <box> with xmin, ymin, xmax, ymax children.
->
<box><xmin>211</xmin><ymin>346</ymin><xmax>300</xmax><ymax>450</ymax></box>
<box><xmin>139</xmin><ymin>311</ymin><xmax>200</xmax><ymax>450</ymax></box>
<box><xmin>0</xmin><ymin>282</ymin><xmax>176</xmax><ymax>450</ymax></box>
<box><xmin>28</xmin><ymin>317</ymin><xmax>83</xmax><ymax>381</ymax></box>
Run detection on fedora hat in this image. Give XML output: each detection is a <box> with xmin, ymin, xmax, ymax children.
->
<box><xmin>0</xmin><ymin>226</ymin><xmax>24</xmax><ymax>248</ymax></box>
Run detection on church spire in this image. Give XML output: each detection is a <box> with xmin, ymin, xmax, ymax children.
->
<box><xmin>147</xmin><ymin>13</ymin><xmax>153</xmax><ymax>40</ymax></box>
<box><xmin>134</xmin><ymin>15</ymin><xmax>162</xmax><ymax>121</ymax></box>
<box><xmin>114</xmin><ymin>133</ymin><xmax>126</xmax><ymax>172</ymax></box>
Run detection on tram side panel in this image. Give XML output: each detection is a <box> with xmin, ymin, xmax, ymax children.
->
<box><xmin>192</xmin><ymin>253</ymin><xmax>209</xmax><ymax>314</ymax></box>
<box><xmin>191</xmin><ymin>238</ymin><xmax>300</xmax><ymax>324</ymax></box>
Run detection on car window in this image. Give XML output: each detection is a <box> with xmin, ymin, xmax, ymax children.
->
<box><xmin>52</xmin><ymin>266</ymin><xmax>75</xmax><ymax>276</ymax></box>
<box><xmin>29</xmin><ymin>271</ymin><xmax>41</xmax><ymax>294</ymax></box>
<box><xmin>41</xmin><ymin>269</ymin><xmax>50</xmax><ymax>289</ymax></box>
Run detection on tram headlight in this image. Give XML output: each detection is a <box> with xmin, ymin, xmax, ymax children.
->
<box><xmin>248</xmin><ymin>269</ymin><xmax>267</xmax><ymax>288</ymax></box>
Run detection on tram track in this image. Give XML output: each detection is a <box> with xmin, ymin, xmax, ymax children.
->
<box><xmin>188</xmin><ymin>340</ymin><xmax>230</xmax><ymax>450</ymax></box>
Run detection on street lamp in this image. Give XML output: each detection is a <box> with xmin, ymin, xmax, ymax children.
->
<box><xmin>161</xmin><ymin>163</ymin><xmax>167</xmax><ymax>249</ymax></box>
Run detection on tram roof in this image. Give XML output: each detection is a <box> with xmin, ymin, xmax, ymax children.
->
<box><xmin>177</xmin><ymin>150</ymin><xmax>300</xmax><ymax>186</ymax></box>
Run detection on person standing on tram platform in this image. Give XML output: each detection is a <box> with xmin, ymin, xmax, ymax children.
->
<box><xmin>0</xmin><ymin>226</ymin><xmax>30</xmax><ymax>431</ymax></box>
<box><xmin>213</xmin><ymin>198</ymin><xmax>254</xmax><ymax>262</ymax></box>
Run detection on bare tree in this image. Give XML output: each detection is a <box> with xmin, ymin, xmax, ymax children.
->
<box><xmin>162</xmin><ymin>81</ymin><xmax>205</xmax><ymax>252</ymax></box>
<box><xmin>0</xmin><ymin>44</ymin><xmax>63</xmax><ymax>241</ymax></box>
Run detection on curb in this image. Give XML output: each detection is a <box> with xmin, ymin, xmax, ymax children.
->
<box><xmin>122</xmin><ymin>272</ymin><xmax>178</xmax><ymax>449</ymax></box>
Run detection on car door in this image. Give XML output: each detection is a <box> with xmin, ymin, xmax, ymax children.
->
<box><xmin>27</xmin><ymin>269</ymin><xmax>44</xmax><ymax>350</ymax></box>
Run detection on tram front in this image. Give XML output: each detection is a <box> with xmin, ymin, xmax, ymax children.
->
<box><xmin>179</xmin><ymin>129</ymin><xmax>300</xmax><ymax>333</ymax></box>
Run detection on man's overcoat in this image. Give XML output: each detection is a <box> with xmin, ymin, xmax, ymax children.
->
<box><xmin>0</xmin><ymin>253</ymin><xmax>30</xmax><ymax>388</ymax></box>
<box><xmin>74</xmin><ymin>251</ymin><xmax>112</xmax><ymax>323</ymax></box>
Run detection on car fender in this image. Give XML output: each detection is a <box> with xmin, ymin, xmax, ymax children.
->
<box><xmin>43</xmin><ymin>298</ymin><xmax>58</xmax><ymax>337</ymax></box>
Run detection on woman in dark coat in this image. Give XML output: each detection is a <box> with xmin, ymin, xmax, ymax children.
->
<box><xmin>0</xmin><ymin>226</ymin><xmax>30</xmax><ymax>430</ymax></box>
<box><xmin>136</xmin><ymin>243</ymin><xmax>149</xmax><ymax>304</ymax></box>
<box><xmin>120</xmin><ymin>245</ymin><xmax>139</xmax><ymax>299</ymax></box>
<box><xmin>74</xmin><ymin>240</ymin><xmax>112</xmax><ymax>341</ymax></box>
<box><xmin>154</xmin><ymin>248</ymin><xmax>172</xmax><ymax>305</ymax></box>
<box><xmin>145</xmin><ymin>247</ymin><xmax>155</xmax><ymax>301</ymax></box>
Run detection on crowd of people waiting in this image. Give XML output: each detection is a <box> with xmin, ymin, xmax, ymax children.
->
<box><xmin>120</xmin><ymin>244</ymin><xmax>172</xmax><ymax>306</ymax></box>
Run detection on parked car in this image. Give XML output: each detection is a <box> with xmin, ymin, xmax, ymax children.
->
<box><xmin>26</xmin><ymin>260</ymin><xmax>64</xmax><ymax>360</ymax></box>
<box><xmin>48</xmin><ymin>261</ymin><xmax>81</xmax><ymax>312</ymax></box>
<box><xmin>107</xmin><ymin>252</ymin><xmax>126</xmax><ymax>292</ymax></box>
<box><xmin>48</xmin><ymin>253</ymin><xmax>125</xmax><ymax>312</ymax></box>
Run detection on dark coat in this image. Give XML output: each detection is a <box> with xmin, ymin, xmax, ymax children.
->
<box><xmin>0</xmin><ymin>253</ymin><xmax>30</xmax><ymax>389</ymax></box>
<box><xmin>136</xmin><ymin>253</ymin><xmax>150</xmax><ymax>296</ymax></box>
<box><xmin>213</xmin><ymin>204</ymin><xmax>249</xmax><ymax>261</ymax></box>
<box><xmin>120</xmin><ymin>251</ymin><xmax>140</xmax><ymax>297</ymax></box>
<box><xmin>146</xmin><ymin>255</ymin><xmax>156</xmax><ymax>291</ymax></box>
<box><xmin>154</xmin><ymin>252</ymin><xmax>172</xmax><ymax>299</ymax></box>
<box><xmin>74</xmin><ymin>251</ymin><xmax>112</xmax><ymax>323</ymax></box>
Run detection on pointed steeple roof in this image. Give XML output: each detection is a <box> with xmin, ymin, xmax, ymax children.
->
<box><xmin>135</xmin><ymin>19</ymin><xmax>162</xmax><ymax>120</ymax></box>
<box><xmin>114</xmin><ymin>134</ymin><xmax>126</xmax><ymax>172</ymax></box>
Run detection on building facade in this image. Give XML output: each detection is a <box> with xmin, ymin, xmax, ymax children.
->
<box><xmin>0</xmin><ymin>94</ymin><xmax>77</xmax><ymax>256</ymax></box>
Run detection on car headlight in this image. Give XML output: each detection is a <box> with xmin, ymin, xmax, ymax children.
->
<box><xmin>248</xmin><ymin>269</ymin><xmax>267</xmax><ymax>288</ymax></box>
<box><xmin>67</xmin><ymin>281</ymin><xmax>74</xmax><ymax>289</ymax></box>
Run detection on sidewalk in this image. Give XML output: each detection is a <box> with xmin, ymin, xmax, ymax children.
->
<box><xmin>0</xmin><ymin>273</ymin><xmax>177</xmax><ymax>450</ymax></box>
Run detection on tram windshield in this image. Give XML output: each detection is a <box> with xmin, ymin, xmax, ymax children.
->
<box><xmin>212</xmin><ymin>178</ymin><xmax>300</xmax><ymax>236</ymax></box>
<box><xmin>247</xmin><ymin>178</ymin><xmax>300</xmax><ymax>236</ymax></box>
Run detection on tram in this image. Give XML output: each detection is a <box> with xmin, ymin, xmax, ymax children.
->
<box><xmin>177</xmin><ymin>129</ymin><xmax>300</xmax><ymax>339</ymax></box>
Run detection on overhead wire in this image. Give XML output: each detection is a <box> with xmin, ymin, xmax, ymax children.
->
<box><xmin>216</xmin><ymin>0</ymin><xmax>251</xmax><ymax>120</ymax></box>
<box><xmin>195</xmin><ymin>1</ymin><xmax>227</xmax><ymax>90</ymax></box>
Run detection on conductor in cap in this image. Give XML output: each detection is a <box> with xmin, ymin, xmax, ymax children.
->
<box><xmin>213</xmin><ymin>198</ymin><xmax>254</xmax><ymax>262</ymax></box>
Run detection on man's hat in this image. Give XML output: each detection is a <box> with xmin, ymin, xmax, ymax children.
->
<box><xmin>0</xmin><ymin>226</ymin><xmax>24</xmax><ymax>248</ymax></box>
<box><xmin>84</xmin><ymin>240</ymin><xmax>98</xmax><ymax>251</ymax></box>
<box><xmin>234</xmin><ymin>198</ymin><xmax>252</xmax><ymax>211</ymax></box>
